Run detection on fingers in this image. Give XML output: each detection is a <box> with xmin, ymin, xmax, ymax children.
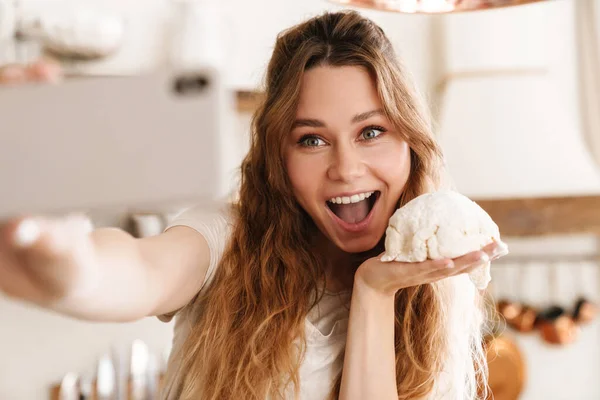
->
<box><xmin>6</xmin><ymin>214</ymin><xmax>93</xmax><ymax>248</ymax></box>
<box><xmin>0</xmin><ymin>247</ymin><xmax>46</xmax><ymax>301</ymax></box>
<box><xmin>0</xmin><ymin>217</ymin><xmax>49</xmax><ymax>300</ymax></box>
<box><xmin>447</xmin><ymin>251</ymin><xmax>490</xmax><ymax>275</ymax></box>
<box><xmin>435</xmin><ymin>239</ymin><xmax>509</xmax><ymax>278</ymax></box>
<box><xmin>12</xmin><ymin>214</ymin><xmax>93</xmax><ymax>269</ymax></box>
<box><xmin>416</xmin><ymin>252</ymin><xmax>484</xmax><ymax>282</ymax></box>
<box><xmin>370</xmin><ymin>239</ymin><xmax>510</xmax><ymax>291</ymax></box>
<box><xmin>485</xmin><ymin>239</ymin><xmax>509</xmax><ymax>260</ymax></box>
<box><xmin>0</xmin><ymin>214</ymin><xmax>94</xmax><ymax>301</ymax></box>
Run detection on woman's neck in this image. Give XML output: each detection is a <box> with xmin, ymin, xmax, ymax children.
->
<box><xmin>311</xmin><ymin>228</ymin><xmax>387</xmax><ymax>294</ymax></box>
<box><xmin>313</xmin><ymin>232</ymin><xmax>377</xmax><ymax>293</ymax></box>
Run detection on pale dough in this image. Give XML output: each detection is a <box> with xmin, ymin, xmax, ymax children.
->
<box><xmin>381</xmin><ymin>190</ymin><xmax>502</xmax><ymax>289</ymax></box>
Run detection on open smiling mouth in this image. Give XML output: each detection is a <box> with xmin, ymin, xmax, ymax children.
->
<box><xmin>326</xmin><ymin>191</ymin><xmax>381</xmax><ymax>225</ymax></box>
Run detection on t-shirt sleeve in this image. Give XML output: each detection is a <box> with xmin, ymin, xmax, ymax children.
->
<box><xmin>156</xmin><ymin>202</ymin><xmax>234</xmax><ymax>322</ymax></box>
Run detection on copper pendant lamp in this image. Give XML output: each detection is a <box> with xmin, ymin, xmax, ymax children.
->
<box><xmin>329</xmin><ymin>0</ymin><xmax>551</xmax><ymax>14</ymax></box>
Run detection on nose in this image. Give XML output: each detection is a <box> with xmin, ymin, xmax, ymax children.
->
<box><xmin>327</xmin><ymin>143</ymin><xmax>366</xmax><ymax>183</ymax></box>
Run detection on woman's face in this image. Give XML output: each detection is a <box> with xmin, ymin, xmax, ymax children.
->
<box><xmin>285</xmin><ymin>65</ymin><xmax>411</xmax><ymax>254</ymax></box>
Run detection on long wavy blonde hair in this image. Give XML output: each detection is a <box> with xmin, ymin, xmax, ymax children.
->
<box><xmin>169</xmin><ymin>10</ymin><xmax>488</xmax><ymax>400</ymax></box>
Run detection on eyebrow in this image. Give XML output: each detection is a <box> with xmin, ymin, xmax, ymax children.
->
<box><xmin>292</xmin><ymin>109</ymin><xmax>384</xmax><ymax>129</ymax></box>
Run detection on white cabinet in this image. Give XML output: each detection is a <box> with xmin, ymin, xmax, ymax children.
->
<box><xmin>17</xmin><ymin>0</ymin><xmax>434</xmax><ymax>93</ymax></box>
<box><xmin>222</xmin><ymin>1</ymin><xmax>434</xmax><ymax>91</ymax></box>
<box><xmin>436</xmin><ymin>0</ymin><xmax>600</xmax><ymax>199</ymax></box>
<box><xmin>439</xmin><ymin>3</ymin><xmax>549</xmax><ymax>72</ymax></box>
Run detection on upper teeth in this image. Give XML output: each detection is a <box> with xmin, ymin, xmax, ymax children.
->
<box><xmin>328</xmin><ymin>191</ymin><xmax>375</xmax><ymax>205</ymax></box>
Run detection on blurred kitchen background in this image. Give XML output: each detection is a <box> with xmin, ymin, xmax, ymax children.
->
<box><xmin>1</xmin><ymin>0</ymin><xmax>600</xmax><ymax>399</ymax></box>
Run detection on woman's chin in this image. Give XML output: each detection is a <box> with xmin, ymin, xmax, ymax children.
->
<box><xmin>334</xmin><ymin>236</ymin><xmax>382</xmax><ymax>255</ymax></box>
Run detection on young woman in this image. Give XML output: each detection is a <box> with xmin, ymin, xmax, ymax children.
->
<box><xmin>0</xmin><ymin>10</ymin><xmax>508</xmax><ymax>400</ymax></box>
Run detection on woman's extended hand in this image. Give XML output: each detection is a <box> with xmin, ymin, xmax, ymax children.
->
<box><xmin>355</xmin><ymin>241</ymin><xmax>509</xmax><ymax>297</ymax></box>
<box><xmin>0</xmin><ymin>215</ymin><xmax>98</xmax><ymax>305</ymax></box>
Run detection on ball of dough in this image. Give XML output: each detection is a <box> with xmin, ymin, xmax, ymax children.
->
<box><xmin>381</xmin><ymin>190</ymin><xmax>502</xmax><ymax>289</ymax></box>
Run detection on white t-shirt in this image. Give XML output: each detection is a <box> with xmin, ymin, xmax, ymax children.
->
<box><xmin>158</xmin><ymin>203</ymin><xmax>351</xmax><ymax>400</ymax></box>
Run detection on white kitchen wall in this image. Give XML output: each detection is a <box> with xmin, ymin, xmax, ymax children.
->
<box><xmin>0</xmin><ymin>299</ymin><xmax>173</xmax><ymax>399</ymax></box>
<box><xmin>490</xmin><ymin>235</ymin><xmax>600</xmax><ymax>400</ymax></box>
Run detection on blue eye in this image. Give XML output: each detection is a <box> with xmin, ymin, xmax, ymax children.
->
<box><xmin>361</xmin><ymin>126</ymin><xmax>385</xmax><ymax>140</ymax></box>
<box><xmin>299</xmin><ymin>135</ymin><xmax>325</xmax><ymax>147</ymax></box>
